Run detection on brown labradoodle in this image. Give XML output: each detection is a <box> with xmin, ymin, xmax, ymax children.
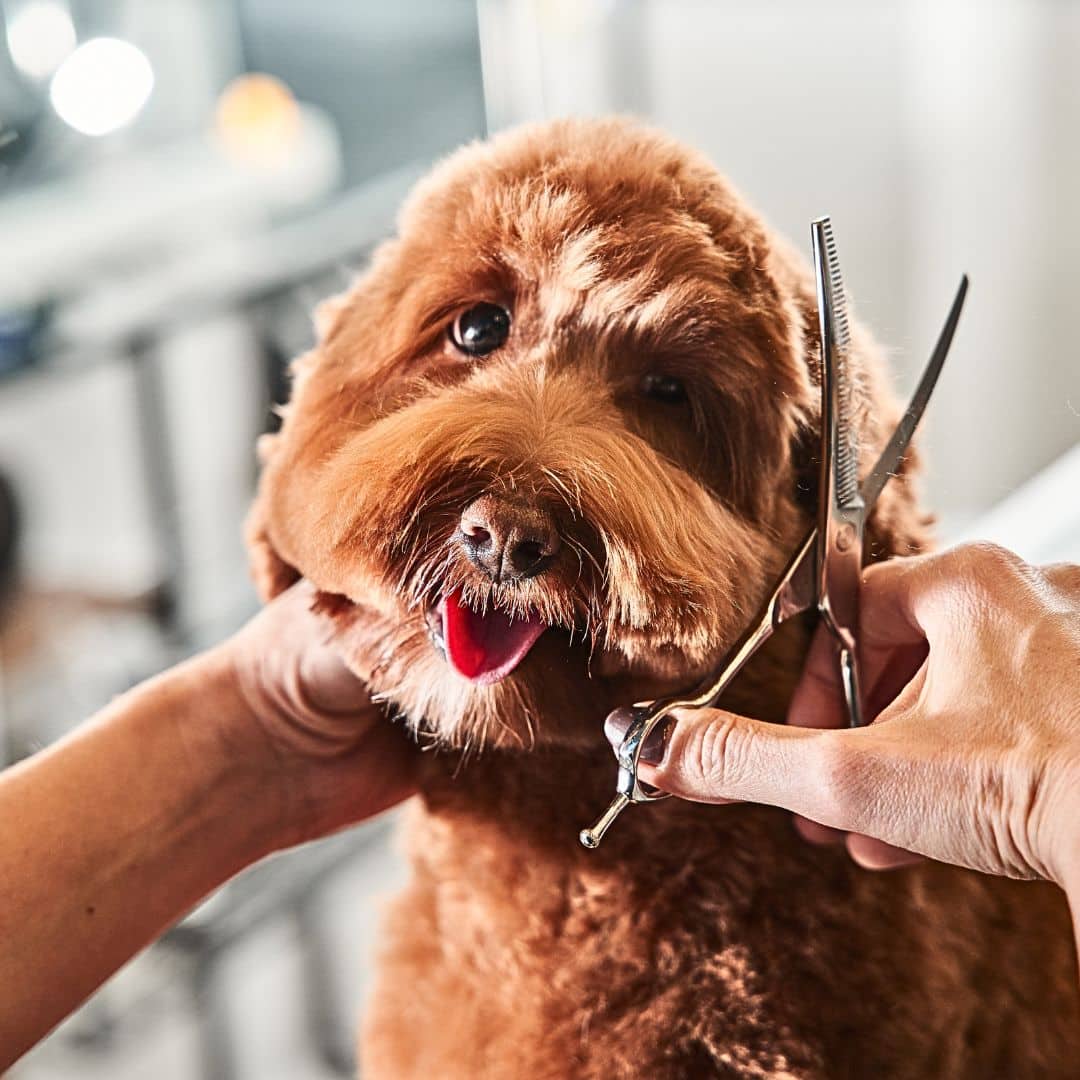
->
<box><xmin>247</xmin><ymin>118</ymin><xmax>1080</xmax><ymax>1078</ymax></box>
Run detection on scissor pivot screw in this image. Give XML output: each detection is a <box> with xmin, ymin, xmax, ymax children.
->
<box><xmin>836</xmin><ymin>524</ymin><xmax>855</xmax><ymax>552</ymax></box>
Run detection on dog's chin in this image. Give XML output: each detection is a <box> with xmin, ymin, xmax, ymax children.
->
<box><xmin>423</xmin><ymin>590</ymin><xmax>711</xmax><ymax>697</ymax></box>
<box><xmin>317</xmin><ymin>582</ymin><xmax>725</xmax><ymax>751</ymax></box>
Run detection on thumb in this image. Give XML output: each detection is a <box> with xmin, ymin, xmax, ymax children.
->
<box><xmin>298</xmin><ymin>642</ymin><xmax>373</xmax><ymax>716</ymax></box>
<box><xmin>634</xmin><ymin>706</ymin><xmax>839</xmax><ymax>820</ymax></box>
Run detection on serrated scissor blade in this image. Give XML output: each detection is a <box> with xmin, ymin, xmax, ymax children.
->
<box><xmin>812</xmin><ymin>218</ymin><xmax>859</xmax><ymax>508</ymax></box>
<box><xmin>812</xmin><ymin>217</ymin><xmax>865</xmax><ymax>728</ymax></box>
<box><xmin>860</xmin><ymin>275</ymin><xmax>968</xmax><ymax>512</ymax></box>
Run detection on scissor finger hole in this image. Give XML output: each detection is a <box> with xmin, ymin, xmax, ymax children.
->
<box><xmin>637</xmin><ymin>780</ymin><xmax>666</xmax><ymax>800</ymax></box>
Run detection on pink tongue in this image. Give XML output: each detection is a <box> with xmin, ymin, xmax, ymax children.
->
<box><xmin>440</xmin><ymin>588</ymin><xmax>547</xmax><ymax>685</ymax></box>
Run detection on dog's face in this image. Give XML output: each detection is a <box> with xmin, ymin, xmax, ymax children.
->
<box><xmin>249</xmin><ymin>119</ymin><xmax>921</xmax><ymax>752</ymax></box>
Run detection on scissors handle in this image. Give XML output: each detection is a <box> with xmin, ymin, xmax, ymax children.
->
<box><xmin>579</xmin><ymin>793</ymin><xmax>630</xmax><ymax>849</ymax></box>
<box><xmin>838</xmin><ymin>646</ymin><xmax>863</xmax><ymax>729</ymax></box>
<box><xmin>578</xmin><ymin>526</ymin><xmax>819</xmax><ymax>848</ymax></box>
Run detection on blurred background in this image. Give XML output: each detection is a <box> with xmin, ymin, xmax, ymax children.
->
<box><xmin>1</xmin><ymin>1</ymin><xmax>1076</xmax><ymax>1076</ymax></box>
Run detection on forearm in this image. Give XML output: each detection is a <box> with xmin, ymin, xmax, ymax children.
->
<box><xmin>0</xmin><ymin>652</ymin><xmax>276</xmax><ymax>1069</ymax></box>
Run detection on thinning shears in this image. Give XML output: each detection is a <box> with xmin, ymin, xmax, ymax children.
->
<box><xmin>580</xmin><ymin>217</ymin><xmax>968</xmax><ymax>849</ymax></box>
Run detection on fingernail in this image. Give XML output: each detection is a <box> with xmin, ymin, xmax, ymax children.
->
<box><xmin>603</xmin><ymin>707</ymin><xmax>675</xmax><ymax>765</ymax></box>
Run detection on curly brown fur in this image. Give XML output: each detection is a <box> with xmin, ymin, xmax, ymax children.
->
<box><xmin>248</xmin><ymin>118</ymin><xmax>1079</xmax><ymax>1077</ymax></box>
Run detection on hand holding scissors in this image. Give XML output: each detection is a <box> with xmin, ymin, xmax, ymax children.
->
<box><xmin>581</xmin><ymin>218</ymin><xmax>968</xmax><ymax>849</ymax></box>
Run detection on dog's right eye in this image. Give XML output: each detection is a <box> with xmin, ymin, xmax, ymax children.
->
<box><xmin>640</xmin><ymin>373</ymin><xmax>688</xmax><ymax>404</ymax></box>
<box><xmin>450</xmin><ymin>303</ymin><xmax>511</xmax><ymax>356</ymax></box>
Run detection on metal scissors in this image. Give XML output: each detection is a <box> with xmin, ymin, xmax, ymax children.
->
<box><xmin>580</xmin><ymin>217</ymin><xmax>968</xmax><ymax>849</ymax></box>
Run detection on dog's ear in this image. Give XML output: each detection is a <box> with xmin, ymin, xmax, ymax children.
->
<box><xmin>244</xmin><ymin>252</ymin><xmax>403</xmax><ymax>605</ymax></box>
<box><xmin>789</xmin><ymin>293</ymin><xmax>934</xmax><ymax>563</ymax></box>
<box><xmin>244</xmin><ymin>270</ymin><xmax>388</xmax><ymax>603</ymax></box>
<box><xmin>245</xmin><ymin>314</ymin><xmax>337</xmax><ymax>602</ymax></box>
<box><xmin>245</xmin><ymin>432</ymin><xmax>301</xmax><ymax>602</ymax></box>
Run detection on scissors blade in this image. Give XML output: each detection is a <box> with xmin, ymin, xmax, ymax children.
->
<box><xmin>860</xmin><ymin>275</ymin><xmax>968</xmax><ymax>511</ymax></box>
<box><xmin>812</xmin><ymin>218</ymin><xmax>867</xmax><ymax>728</ymax></box>
<box><xmin>812</xmin><ymin>217</ymin><xmax>860</xmax><ymax>510</ymax></box>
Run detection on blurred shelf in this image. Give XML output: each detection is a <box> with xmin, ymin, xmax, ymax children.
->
<box><xmin>0</xmin><ymin>159</ymin><xmax>424</xmax><ymax>390</ymax></box>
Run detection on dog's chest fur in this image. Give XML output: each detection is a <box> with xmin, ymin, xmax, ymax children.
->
<box><xmin>362</xmin><ymin>761</ymin><xmax>1078</xmax><ymax>1079</ymax></box>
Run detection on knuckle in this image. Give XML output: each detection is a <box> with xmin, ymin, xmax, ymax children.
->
<box><xmin>952</xmin><ymin>541</ymin><xmax>1023</xmax><ymax>581</ymax></box>
<box><xmin>935</xmin><ymin>543</ymin><xmax>1029</xmax><ymax>624</ymax></box>
<box><xmin>693</xmin><ymin>712</ymin><xmax>734</xmax><ymax>783</ymax></box>
<box><xmin>688</xmin><ymin>712</ymin><xmax>745</xmax><ymax>790</ymax></box>
<box><xmin>1041</xmin><ymin>560</ymin><xmax>1080</xmax><ymax>595</ymax></box>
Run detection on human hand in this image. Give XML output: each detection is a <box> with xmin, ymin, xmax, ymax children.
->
<box><xmin>212</xmin><ymin>581</ymin><xmax>420</xmax><ymax>850</ymax></box>
<box><xmin>607</xmin><ymin>544</ymin><xmax>1080</xmax><ymax>890</ymax></box>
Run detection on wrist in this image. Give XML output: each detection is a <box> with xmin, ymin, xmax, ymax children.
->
<box><xmin>133</xmin><ymin>649</ymin><xmax>289</xmax><ymax>867</ymax></box>
<box><xmin>201</xmin><ymin>637</ymin><xmax>355</xmax><ymax>852</ymax></box>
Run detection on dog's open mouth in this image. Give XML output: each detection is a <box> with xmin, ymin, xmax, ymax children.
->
<box><xmin>434</xmin><ymin>587</ymin><xmax>547</xmax><ymax>685</ymax></box>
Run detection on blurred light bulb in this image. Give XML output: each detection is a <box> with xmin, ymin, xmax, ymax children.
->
<box><xmin>6</xmin><ymin>0</ymin><xmax>76</xmax><ymax>78</ymax></box>
<box><xmin>49</xmin><ymin>37</ymin><xmax>154</xmax><ymax>137</ymax></box>
<box><xmin>215</xmin><ymin>73</ymin><xmax>300</xmax><ymax>163</ymax></box>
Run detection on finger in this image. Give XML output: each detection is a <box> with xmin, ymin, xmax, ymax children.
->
<box><xmin>787</xmin><ymin>613</ymin><xmax>927</xmax><ymax>732</ymax></box>
<box><xmin>642</xmin><ymin>703</ymin><xmax>940</xmax><ymax>858</ymax></box>
<box><xmin>861</xmin><ymin>640</ymin><xmax>928</xmax><ymax>723</ymax></box>
<box><xmin>858</xmin><ymin>556</ymin><xmax>940</xmax><ymax>651</ymax></box>
<box><xmin>300</xmin><ymin>718</ymin><xmax>421</xmax><ymax>838</ymax></box>
<box><xmin>299</xmin><ymin>643</ymin><xmax>372</xmax><ymax>716</ymax></box>
<box><xmin>792</xmin><ymin>556</ymin><xmax>940</xmax><ymax>727</ymax></box>
<box><xmin>846</xmin><ymin>833</ymin><xmax>926</xmax><ymax>871</ymax></box>
<box><xmin>787</xmin><ymin>556</ymin><xmax>938</xmax><ymax>734</ymax></box>
<box><xmin>854</xmin><ymin>560</ymin><xmax>938</xmax><ymax>709</ymax></box>
<box><xmin>1042</xmin><ymin>560</ymin><xmax>1080</xmax><ymax>593</ymax></box>
<box><xmin>854</xmin><ymin>547</ymin><xmax>1036</xmax><ymax>717</ymax></box>
<box><xmin>793</xmin><ymin>815</ymin><xmax>846</xmax><ymax>846</ymax></box>
<box><xmin>860</xmin><ymin>543</ymin><xmax>1033</xmax><ymax>661</ymax></box>
<box><xmin>268</xmin><ymin>581</ymin><xmax>374</xmax><ymax>716</ymax></box>
<box><xmin>787</xmin><ymin>622</ymin><xmax>849</xmax><ymax>730</ymax></box>
<box><xmin>639</xmin><ymin>706</ymin><xmax>835</xmax><ymax>815</ymax></box>
<box><xmin>605</xmin><ymin>706</ymin><xmax>740</xmax><ymax>805</ymax></box>
<box><xmin>794</xmin><ymin>816</ymin><xmax>926</xmax><ymax>866</ymax></box>
<box><xmin>795</xmin><ymin>819</ymin><xmax>927</xmax><ymax>868</ymax></box>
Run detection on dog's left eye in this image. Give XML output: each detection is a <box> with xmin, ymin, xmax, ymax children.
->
<box><xmin>450</xmin><ymin>303</ymin><xmax>511</xmax><ymax>356</ymax></box>
<box><xmin>640</xmin><ymin>373</ymin><xmax>688</xmax><ymax>404</ymax></box>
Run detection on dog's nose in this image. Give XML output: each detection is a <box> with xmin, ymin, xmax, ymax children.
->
<box><xmin>458</xmin><ymin>495</ymin><xmax>560</xmax><ymax>583</ymax></box>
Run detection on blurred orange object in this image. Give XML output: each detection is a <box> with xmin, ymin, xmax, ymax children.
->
<box><xmin>215</xmin><ymin>73</ymin><xmax>301</xmax><ymax>162</ymax></box>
